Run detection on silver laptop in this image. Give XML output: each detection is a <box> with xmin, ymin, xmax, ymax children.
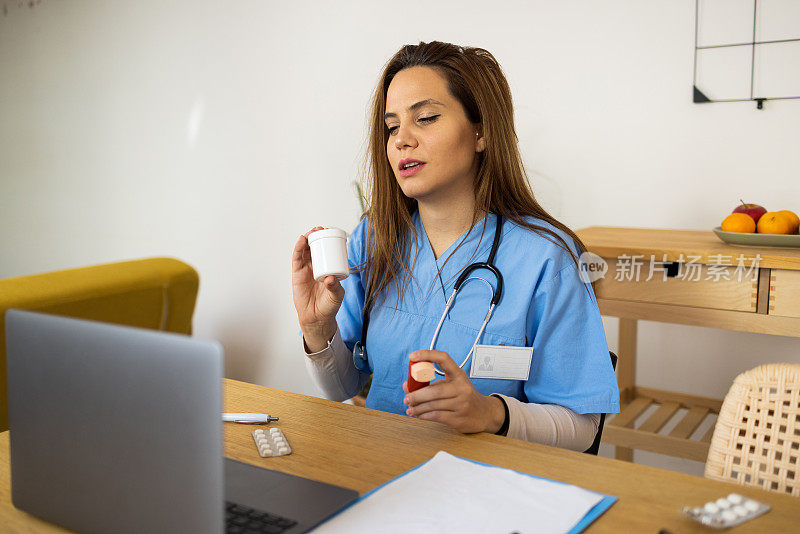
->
<box><xmin>5</xmin><ymin>309</ymin><xmax>358</xmax><ymax>534</ymax></box>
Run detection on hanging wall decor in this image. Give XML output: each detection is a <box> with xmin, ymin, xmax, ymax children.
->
<box><xmin>693</xmin><ymin>0</ymin><xmax>800</xmax><ymax>109</ymax></box>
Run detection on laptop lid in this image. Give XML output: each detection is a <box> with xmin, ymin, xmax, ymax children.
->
<box><xmin>6</xmin><ymin>309</ymin><xmax>224</xmax><ymax>534</ymax></box>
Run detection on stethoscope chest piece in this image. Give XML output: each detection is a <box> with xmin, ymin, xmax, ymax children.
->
<box><xmin>353</xmin><ymin>341</ymin><xmax>371</xmax><ymax>373</ymax></box>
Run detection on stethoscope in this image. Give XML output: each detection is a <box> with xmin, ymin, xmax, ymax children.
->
<box><xmin>353</xmin><ymin>214</ymin><xmax>504</xmax><ymax>376</ymax></box>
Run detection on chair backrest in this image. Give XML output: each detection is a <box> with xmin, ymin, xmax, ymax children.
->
<box><xmin>0</xmin><ymin>257</ymin><xmax>199</xmax><ymax>432</ymax></box>
<box><xmin>705</xmin><ymin>363</ymin><xmax>800</xmax><ymax>497</ymax></box>
<box><xmin>584</xmin><ymin>351</ymin><xmax>618</xmax><ymax>455</ymax></box>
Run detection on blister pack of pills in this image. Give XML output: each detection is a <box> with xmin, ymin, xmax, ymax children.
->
<box><xmin>682</xmin><ymin>493</ymin><xmax>769</xmax><ymax>529</ymax></box>
<box><xmin>251</xmin><ymin>428</ymin><xmax>292</xmax><ymax>457</ymax></box>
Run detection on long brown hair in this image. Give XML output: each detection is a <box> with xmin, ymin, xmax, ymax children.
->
<box><xmin>359</xmin><ymin>41</ymin><xmax>588</xmax><ymax>314</ymax></box>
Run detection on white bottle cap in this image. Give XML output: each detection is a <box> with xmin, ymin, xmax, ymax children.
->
<box><xmin>308</xmin><ymin>227</ymin><xmax>349</xmax><ymax>282</ymax></box>
<box><xmin>308</xmin><ymin>228</ymin><xmax>347</xmax><ymax>243</ymax></box>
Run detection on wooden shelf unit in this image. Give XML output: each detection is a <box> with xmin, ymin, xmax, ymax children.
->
<box><xmin>577</xmin><ymin>227</ymin><xmax>800</xmax><ymax>462</ymax></box>
<box><xmin>604</xmin><ymin>387</ymin><xmax>721</xmax><ymax>462</ymax></box>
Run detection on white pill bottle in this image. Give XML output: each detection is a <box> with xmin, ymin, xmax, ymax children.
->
<box><xmin>307</xmin><ymin>228</ymin><xmax>350</xmax><ymax>282</ymax></box>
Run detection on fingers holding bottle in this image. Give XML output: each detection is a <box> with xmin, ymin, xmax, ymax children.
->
<box><xmin>292</xmin><ymin>226</ymin><xmax>326</xmax><ymax>290</ymax></box>
<box><xmin>292</xmin><ymin>226</ymin><xmax>322</xmax><ymax>283</ymax></box>
<box><xmin>292</xmin><ymin>227</ymin><xmax>326</xmax><ymax>316</ymax></box>
<box><xmin>292</xmin><ymin>226</ymin><xmax>350</xmax><ymax>349</ymax></box>
<box><xmin>292</xmin><ymin>227</ymin><xmax>342</xmax><ymax>318</ymax></box>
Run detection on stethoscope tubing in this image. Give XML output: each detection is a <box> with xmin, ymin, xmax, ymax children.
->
<box><xmin>354</xmin><ymin>214</ymin><xmax>504</xmax><ymax>376</ymax></box>
<box><xmin>429</xmin><ymin>281</ymin><xmax>497</xmax><ymax>376</ymax></box>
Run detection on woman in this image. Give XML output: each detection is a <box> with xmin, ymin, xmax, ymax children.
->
<box><xmin>292</xmin><ymin>41</ymin><xmax>619</xmax><ymax>451</ymax></box>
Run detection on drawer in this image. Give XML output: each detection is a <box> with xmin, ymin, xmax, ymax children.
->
<box><xmin>769</xmin><ymin>269</ymin><xmax>800</xmax><ymax>318</ymax></box>
<box><xmin>593</xmin><ymin>257</ymin><xmax>758</xmax><ymax>312</ymax></box>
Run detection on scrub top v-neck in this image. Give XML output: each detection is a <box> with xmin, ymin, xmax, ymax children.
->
<box><xmin>335</xmin><ymin>211</ymin><xmax>620</xmax><ymax>417</ymax></box>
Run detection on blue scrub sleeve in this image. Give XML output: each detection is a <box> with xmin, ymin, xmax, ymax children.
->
<box><xmin>525</xmin><ymin>263</ymin><xmax>620</xmax><ymax>414</ymax></box>
<box><xmin>336</xmin><ymin>217</ymin><xmax>368</xmax><ymax>354</ymax></box>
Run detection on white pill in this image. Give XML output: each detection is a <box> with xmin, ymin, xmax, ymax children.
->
<box><xmin>257</xmin><ymin>436</ymin><xmax>268</xmax><ymax>443</ymax></box>
<box><xmin>716</xmin><ymin>498</ymin><xmax>731</xmax><ymax>509</ymax></box>
<box><xmin>704</xmin><ymin>502</ymin><xmax>719</xmax><ymax>514</ymax></box>
<box><xmin>254</xmin><ymin>429</ymin><xmax>265</xmax><ymax>436</ymax></box>
<box><xmin>733</xmin><ymin>505</ymin><xmax>748</xmax><ymax>518</ymax></box>
<box><xmin>744</xmin><ymin>500</ymin><xmax>760</xmax><ymax>512</ymax></box>
<box><xmin>260</xmin><ymin>448</ymin><xmax>273</xmax><ymax>457</ymax></box>
<box><xmin>727</xmin><ymin>493</ymin><xmax>743</xmax><ymax>505</ymax></box>
<box><xmin>269</xmin><ymin>428</ymin><xmax>280</xmax><ymax>434</ymax></box>
<box><xmin>710</xmin><ymin>517</ymin><xmax>726</xmax><ymax>528</ymax></box>
<box><xmin>721</xmin><ymin>510</ymin><xmax>737</xmax><ymax>522</ymax></box>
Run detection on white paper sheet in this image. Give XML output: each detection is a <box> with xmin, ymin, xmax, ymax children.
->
<box><xmin>311</xmin><ymin>451</ymin><xmax>606</xmax><ymax>534</ymax></box>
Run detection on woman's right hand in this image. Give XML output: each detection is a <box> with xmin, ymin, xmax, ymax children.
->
<box><xmin>292</xmin><ymin>226</ymin><xmax>346</xmax><ymax>351</ymax></box>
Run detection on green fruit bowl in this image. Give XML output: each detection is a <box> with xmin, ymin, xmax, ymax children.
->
<box><xmin>713</xmin><ymin>227</ymin><xmax>800</xmax><ymax>248</ymax></box>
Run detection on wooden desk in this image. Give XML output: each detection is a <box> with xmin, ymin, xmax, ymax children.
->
<box><xmin>576</xmin><ymin>226</ymin><xmax>800</xmax><ymax>462</ymax></box>
<box><xmin>1</xmin><ymin>379</ymin><xmax>799</xmax><ymax>532</ymax></box>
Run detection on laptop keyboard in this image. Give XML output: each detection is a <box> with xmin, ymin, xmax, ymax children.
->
<box><xmin>225</xmin><ymin>501</ymin><xmax>298</xmax><ymax>533</ymax></box>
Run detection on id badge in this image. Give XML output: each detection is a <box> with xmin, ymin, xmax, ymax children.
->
<box><xmin>469</xmin><ymin>344</ymin><xmax>533</xmax><ymax>380</ymax></box>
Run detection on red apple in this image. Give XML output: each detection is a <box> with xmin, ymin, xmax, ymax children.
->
<box><xmin>733</xmin><ymin>200</ymin><xmax>767</xmax><ymax>224</ymax></box>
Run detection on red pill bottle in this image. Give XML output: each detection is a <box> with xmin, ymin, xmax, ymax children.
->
<box><xmin>408</xmin><ymin>361</ymin><xmax>435</xmax><ymax>392</ymax></box>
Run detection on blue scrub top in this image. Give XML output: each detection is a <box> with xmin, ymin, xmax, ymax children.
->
<box><xmin>336</xmin><ymin>211</ymin><xmax>620</xmax><ymax>416</ymax></box>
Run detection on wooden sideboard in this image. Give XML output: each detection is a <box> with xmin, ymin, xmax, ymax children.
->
<box><xmin>576</xmin><ymin>227</ymin><xmax>800</xmax><ymax>462</ymax></box>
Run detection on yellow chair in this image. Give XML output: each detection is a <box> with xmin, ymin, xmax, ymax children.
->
<box><xmin>705</xmin><ymin>364</ymin><xmax>800</xmax><ymax>497</ymax></box>
<box><xmin>0</xmin><ymin>257</ymin><xmax>199</xmax><ymax>432</ymax></box>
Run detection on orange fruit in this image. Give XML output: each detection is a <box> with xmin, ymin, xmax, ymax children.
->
<box><xmin>756</xmin><ymin>212</ymin><xmax>794</xmax><ymax>234</ymax></box>
<box><xmin>777</xmin><ymin>210</ymin><xmax>800</xmax><ymax>233</ymax></box>
<box><xmin>721</xmin><ymin>213</ymin><xmax>756</xmax><ymax>233</ymax></box>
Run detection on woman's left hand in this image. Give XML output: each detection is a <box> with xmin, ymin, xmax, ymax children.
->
<box><xmin>403</xmin><ymin>350</ymin><xmax>506</xmax><ymax>434</ymax></box>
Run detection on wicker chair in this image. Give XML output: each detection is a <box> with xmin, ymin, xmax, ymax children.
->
<box><xmin>705</xmin><ymin>364</ymin><xmax>800</xmax><ymax>497</ymax></box>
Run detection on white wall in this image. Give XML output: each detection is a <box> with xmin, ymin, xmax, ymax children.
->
<box><xmin>2</xmin><ymin>1</ymin><xmax>799</xmax><ymax>476</ymax></box>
